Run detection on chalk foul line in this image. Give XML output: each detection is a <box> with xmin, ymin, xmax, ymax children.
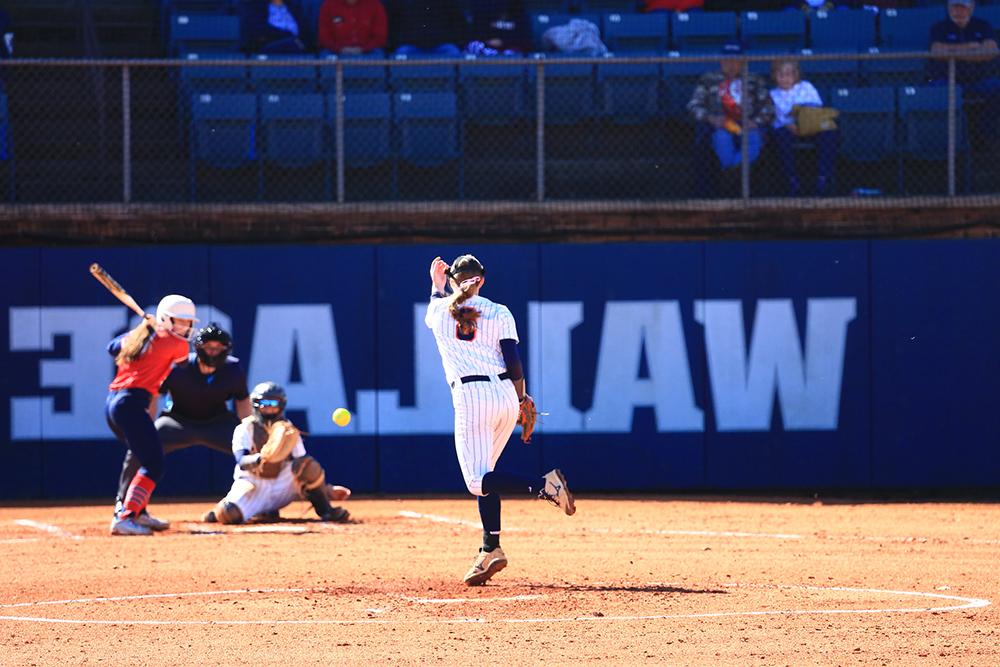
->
<box><xmin>13</xmin><ymin>519</ymin><xmax>83</xmax><ymax>541</ymax></box>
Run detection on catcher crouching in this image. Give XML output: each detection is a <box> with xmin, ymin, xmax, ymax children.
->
<box><xmin>203</xmin><ymin>381</ymin><xmax>351</xmax><ymax>525</ymax></box>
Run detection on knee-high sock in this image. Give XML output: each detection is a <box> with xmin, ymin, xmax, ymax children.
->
<box><xmin>482</xmin><ymin>470</ymin><xmax>544</xmax><ymax>497</ymax></box>
<box><xmin>121</xmin><ymin>471</ymin><xmax>156</xmax><ymax>518</ymax></box>
<box><xmin>477</xmin><ymin>493</ymin><xmax>501</xmax><ymax>551</ymax></box>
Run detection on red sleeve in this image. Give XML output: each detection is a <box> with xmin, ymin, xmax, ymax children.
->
<box><xmin>317</xmin><ymin>1</ymin><xmax>335</xmax><ymax>52</ymax></box>
<box><xmin>364</xmin><ymin>1</ymin><xmax>387</xmax><ymax>52</ymax></box>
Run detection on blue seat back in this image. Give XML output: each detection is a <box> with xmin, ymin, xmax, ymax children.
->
<box><xmin>809</xmin><ymin>9</ymin><xmax>876</xmax><ymax>51</ymax></box>
<box><xmin>879</xmin><ymin>7</ymin><xmax>945</xmax><ymax>51</ymax></box>
<box><xmin>460</xmin><ymin>56</ymin><xmax>528</xmax><ymax>123</ymax></box>
<box><xmin>597</xmin><ymin>54</ymin><xmax>660</xmax><ymax>123</ymax></box>
<box><xmin>394</xmin><ymin>92</ymin><xmax>459</xmax><ymax>166</ymax></box>
<box><xmin>389</xmin><ymin>55</ymin><xmax>458</xmax><ymax>92</ymax></box>
<box><xmin>260</xmin><ymin>93</ymin><xmax>325</xmax><ymax>166</ymax></box>
<box><xmin>249</xmin><ymin>54</ymin><xmax>317</xmax><ymax>93</ymax></box>
<box><xmin>191</xmin><ymin>93</ymin><xmax>257</xmax><ymax>167</ymax></box>
<box><xmin>179</xmin><ymin>52</ymin><xmax>247</xmax><ymax>93</ymax></box>
<box><xmin>898</xmin><ymin>84</ymin><xmax>965</xmax><ymax>157</ymax></box>
<box><xmin>332</xmin><ymin>92</ymin><xmax>393</xmax><ymax>167</ymax></box>
<box><xmin>671</xmin><ymin>11</ymin><xmax>738</xmax><ymax>52</ymax></box>
<box><xmin>528</xmin><ymin>56</ymin><xmax>596</xmax><ymax>123</ymax></box>
<box><xmin>798</xmin><ymin>49</ymin><xmax>860</xmax><ymax>91</ymax></box>
<box><xmin>740</xmin><ymin>10</ymin><xmax>806</xmax><ymax>52</ymax></box>
<box><xmin>170</xmin><ymin>13</ymin><xmax>240</xmax><ymax>54</ymax></box>
<box><xmin>861</xmin><ymin>47</ymin><xmax>928</xmax><ymax>87</ymax></box>
<box><xmin>828</xmin><ymin>86</ymin><xmax>896</xmax><ymax>162</ymax></box>
<box><xmin>603</xmin><ymin>12</ymin><xmax>669</xmax><ymax>53</ymax></box>
<box><xmin>0</xmin><ymin>93</ymin><xmax>9</xmax><ymax>161</ymax></box>
<box><xmin>661</xmin><ymin>52</ymin><xmax>712</xmax><ymax>117</ymax></box>
<box><xmin>319</xmin><ymin>53</ymin><xmax>388</xmax><ymax>92</ymax></box>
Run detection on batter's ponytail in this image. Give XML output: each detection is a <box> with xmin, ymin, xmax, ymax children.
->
<box><xmin>115</xmin><ymin>321</ymin><xmax>153</xmax><ymax>366</ymax></box>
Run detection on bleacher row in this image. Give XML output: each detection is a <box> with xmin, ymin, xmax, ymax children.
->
<box><xmin>187</xmin><ymin>84</ymin><xmax>966</xmax><ymax>198</ymax></box>
<box><xmin>166</xmin><ymin>4</ymin><xmax>1000</xmax><ymax>56</ymax></box>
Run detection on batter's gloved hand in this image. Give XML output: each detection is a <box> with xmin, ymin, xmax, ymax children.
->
<box><xmin>517</xmin><ymin>394</ymin><xmax>537</xmax><ymax>443</ymax></box>
<box><xmin>238</xmin><ymin>453</ymin><xmax>261</xmax><ymax>471</ymax></box>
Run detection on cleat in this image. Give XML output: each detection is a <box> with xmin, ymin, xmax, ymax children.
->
<box><xmin>539</xmin><ymin>469</ymin><xmax>575</xmax><ymax>516</ymax></box>
<box><xmin>134</xmin><ymin>509</ymin><xmax>170</xmax><ymax>531</ymax></box>
<box><xmin>463</xmin><ymin>547</ymin><xmax>507</xmax><ymax>586</ymax></box>
<box><xmin>248</xmin><ymin>509</ymin><xmax>281</xmax><ymax>523</ymax></box>
<box><xmin>201</xmin><ymin>510</ymin><xmax>218</xmax><ymax>523</ymax></box>
<box><xmin>319</xmin><ymin>506</ymin><xmax>350</xmax><ymax>523</ymax></box>
<box><xmin>110</xmin><ymin>515</ymin><xmax>153</xmax><ymax>536</ymax></box>
<box><xmin>326</xmin><ymin>484</ymin><xmax>351</xmax><ymax>502</ymax></box>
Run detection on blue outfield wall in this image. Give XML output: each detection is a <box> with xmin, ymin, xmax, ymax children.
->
<box><xmin>0</xmin><ymin>240</ymin><xmax>997</xmax><ymax>500</ymax></box>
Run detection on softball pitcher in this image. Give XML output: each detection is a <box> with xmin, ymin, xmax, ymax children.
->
<box><xmin>106</xmin><ymin>295</ymin><xmax>197</xmax><ymax>536</ymax></box>
<box><xmin>426</xmin><ymin>254</ymin><xmax>575</xmax><ymax>586</ymax></box>
<box><xmin>202</xmin><ymin>381</ymin><xmax>351</xmax><ymax>525</ymax></box>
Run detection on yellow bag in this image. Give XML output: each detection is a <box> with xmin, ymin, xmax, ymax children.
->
<box><xmin>792</xmin><ymin>105</ymin><xmax>839</xmax><ymax>136</ymax></box>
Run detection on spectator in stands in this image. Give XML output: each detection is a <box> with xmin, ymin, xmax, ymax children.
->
<box><xmin>466</xmin><ymin>0</ymin><xmax>530</xmax><ymax>56</ymax></box>
<box><xmin>770</xmin><ymin>59</ymin><xmax>838</xmax><ymax>196</ymax></box>
<box><xmin>385</xmin><ymin>0</ymin><xmax>466</xmax><ymax>57</ymax></box>
<box><xmin>244</xmin><ymin>0</ymin><xmax>308</xmax><ymax>54</ymax></box>
<box><xmin>687</xmin><ymin>43</ymin><xmax>774</xmax><ymax>196</ymax></box>
<box><xmin>928</xmin><ymin>0</ymin><xmax>1000</xmax><ymax>145</ymax></box>
<box><xmin>317</xmin><ymin>0</ymin><xmax>387</xmax><ymax>55</ymax></box>
<box><xmin>644</xmin><ymin>0</ymin><xmax>704</xmax><ymax>12</ymax></box>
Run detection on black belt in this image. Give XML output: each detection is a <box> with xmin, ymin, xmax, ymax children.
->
<box><xmin>451</xmin><ymin>372</ymin><xmax>512</xmax><ymax>388</ymax></box>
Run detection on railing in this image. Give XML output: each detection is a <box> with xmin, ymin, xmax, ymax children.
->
<box><xmin>0</xmin><ymin>50</ymin><xmax>993</xmax><ymax>205</ymax></box>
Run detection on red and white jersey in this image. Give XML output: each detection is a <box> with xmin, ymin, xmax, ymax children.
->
<box><xmin>425</xmin><ymin>294</ymin><xmax>518</xmax><ymax>385</ymax></box>
<box><xmin>108</xmin><ymin>334</ymin><xmax>189</xmax><ymax>394</ymax></box>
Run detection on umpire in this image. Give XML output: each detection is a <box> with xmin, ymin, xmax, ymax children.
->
<box><xmin>113</xmin><ymin>323</ymin><xmax>251</xmax><ymax>529</ymax></box>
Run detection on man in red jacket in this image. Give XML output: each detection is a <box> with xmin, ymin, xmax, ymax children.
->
<box><xmin>317</xmin><ymin>0</ymin><xmax>388</xmax><ymax>55</ymax></box>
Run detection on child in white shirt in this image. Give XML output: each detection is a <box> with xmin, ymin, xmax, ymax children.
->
<box><xmin>769</xmin><ymin>59</ymin><xmax>839</xmax><ymax>196</ymax></box>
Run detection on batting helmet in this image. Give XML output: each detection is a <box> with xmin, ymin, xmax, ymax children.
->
<box><xmin>156</xmin><ymin>294</ymin><xmax>199</xmax><ymax>340</ymax></box>
<box><xmin>193</xmin><ymin>322</ymin><xmax>233</xmax><ymax>368</ymax></box>
<box><xmin>250</xmin><ymin>381</ymin><xmax>287</xmax><ymax>423</ymax></box>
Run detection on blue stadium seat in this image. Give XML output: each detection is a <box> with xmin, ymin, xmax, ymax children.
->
<box><xmin>169</xmin><ymin>12</ymin><xmax>240</xmax><ymax>54</ymax></box>
<box><xmin>459</xmin><ymin>56</ymin><xmax>528</xmax><ymax>124</ymax></box>
<box><xmin>897</xmin><ymin>84</ymin><xmax>970</xmax><ymax>192</ymax></box>
<box><xmin>529</xmin><ymin>12</ymin><xmax>602</xmax><ymax>51</ymax></box>
<box><xmin>579</xmin><ymin>1</ymin><xmax>639</xmax><ymax>12</ymax></box>
<box><xmin>809</xmin><ymin>9</ymin><xmax>876</xmax><ymax>51</ymax></box>
<box><xmin>529</xmin><ymin>55</ymin><xmax>596</xmax><ymax>124</ymax></box>
<box><xmin>0</xmin><ymin>92</ymin><xmax>13</xmax><ymax>201</ymax></box>
<box><xmin>860</xmin><ymin>47</ymin><xmax>928</xmax><ymax>88</ymax></box>
<box><xmin>319</xmin><ymin>53</ymin><xmax>388</xmax><ymax>92</ymax></box>
<box><xmin>828</xmin><ymin>86</ymin><xmax>896</xmax><ymax>163</ymax></box>
<box><xmin>249</xmin><ymin>54</ymin><xmax>317</xmax><ymax>93</ymax></box>
<box><xmin>190</xmin><ymin>93</ymin><xmax>257</xmax><ymax>168</ymax></box>
<box><xmin>879</xmin><ymin>6</ymin><xmax>945</xmax><ymax>51</ymax></box>
<box><xmin>671</xmin><ymin>11</ymin><xmax>738</xmax><ymax>53</ymax></box>
<box><xmin>661</xmin><ymin>52</ymin><xmax>711</xmax><ymax>117</ymax></box>
<box><xmin>740</xmin><ymin>10</ymin><xmax>806</xmax><ymax>52</ymax></box>
<box><xmin>798</xmin><ymin>49</ymin><xmax>861</xmax><ymax>93</ymax></box>
<box><xmin>524</xmin><ymin>0</ymin><xmax>573</xmax><ymax>11</ymax></box>
<box><xmin>602</xmin><ymin>12</ymin><xmax>669</xmax><ymax>53</ymax></box>
<box><xmin>597</xmin><ymin>54</ymin><xmax>660</xmax><ymax>123</ymax></box>
<box><xmin>389</xmin><ymin>55</ymin><xmax>458</xmax><ymax>92</ymax></box>
<box><xmin>394</xmin><ymin>92</ymin><xmax>460</xmax><ymax>167</ymax></box>
<box><xmin>260</xmin><ymin>93</ymin><xmax>325</xmax><ymax>168</ymax></box>
<box><xmin>179</xmin><ymin>52</ymin><xmax>247</xmax><ymax>93</ymax></box>
<box><xmin>332</xmin><ymin>92</ymin><xmax>393</xmax><ymax>168</ymax></box>
<box><xmin>975</xmin><ymin>5</ymin><xmax>1000</xmax><ymax>40</ymax></box>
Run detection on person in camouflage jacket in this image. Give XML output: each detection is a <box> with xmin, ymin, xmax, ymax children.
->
<box><xmin>686</xmin><ymin>44</ymin><xmax>774</xmax><ymax>195</ymax></box>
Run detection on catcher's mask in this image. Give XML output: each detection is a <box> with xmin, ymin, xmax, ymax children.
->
<box><xmin>446</xmin><ymin>254</ymin><xmax>485</xmax><ymax>289</ymax></box>
<box><xmin>193</xmin><ymin>322</ymin><xmax>233</xmax><ymax>368</ymax></box>
<box><xmin>250</xmin><ymin>381</ymin><xmax>287</xmax><ymax>423</ymax></box>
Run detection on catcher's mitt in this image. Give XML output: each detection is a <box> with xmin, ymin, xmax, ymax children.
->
<box><xmin>517</xmin><ymin>394</ymin><xmax>537</xmax><ymax>443</ymax></box>
<box><xmin>257</xmin><ymin>419</ymin><xmax>300</xmax><ymax>477</ymax></box>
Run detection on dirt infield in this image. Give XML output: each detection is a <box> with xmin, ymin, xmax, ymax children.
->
<box><xmin>1</xmin><ymin>497</ymin><xmax>997</xmax><ymax>665</ymax></box>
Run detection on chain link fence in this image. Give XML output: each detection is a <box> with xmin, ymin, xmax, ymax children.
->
<box><xmin>0</xmin><ymin>50</ymin><xmax>996</xmax><ymax>205</ymax></box>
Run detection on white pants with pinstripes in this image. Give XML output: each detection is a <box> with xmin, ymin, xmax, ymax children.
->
<box><xmin>452</xmin><ymin>375</ymin><xmax>520</xmax><ymax>496</ymax></box>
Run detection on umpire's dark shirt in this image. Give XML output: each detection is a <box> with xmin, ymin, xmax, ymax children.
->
<box><xmin>161</xmin><ymin>353</ymin><xmax>249</xmax><ymax>421</ymax></box>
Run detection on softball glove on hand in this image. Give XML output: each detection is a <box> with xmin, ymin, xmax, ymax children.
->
<box><xmin>518</xmin><ymin>394</ymin><xmax>537</xmax><ymax>443</ymax></box>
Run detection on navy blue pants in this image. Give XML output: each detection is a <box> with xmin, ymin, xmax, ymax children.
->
<box><xmin>105</xmin><ymin>389</ymin><xmax>165</xmax><ymax>482</ymax></box>
<box><xmin>772</xmin><ymin>127</ymin><xmax>839</xmax><ymax>196</ymax></box>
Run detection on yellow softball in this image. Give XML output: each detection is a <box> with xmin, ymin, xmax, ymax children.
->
<box><xmin>331</xmin><ymin>407</ymin><xmax>351</xmax><ymax>427</ymax></box>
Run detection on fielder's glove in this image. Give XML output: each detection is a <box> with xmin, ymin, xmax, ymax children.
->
<box><xmin>517</xmin><ymin>394</ymin><xmax>537</xmax><ymax>443</ymax></box>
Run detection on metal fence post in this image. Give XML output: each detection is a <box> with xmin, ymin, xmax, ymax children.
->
<box><xmin>947</xmin><ymin>56</ymin><xmax>956</xmax><ymax>197</ymax></box>
<box><xmin>740</xmin><ymin>58</ymin><xmax>750</xmax><ymax>201</ymax></box>
<box><xmin>335</xmin><ymin>60</ymin><xmax>345</xmax><ymax>204</ymax></box>
<box><xmin>535</xmin><ymin>61</ymin><xmax>545</xmax><ymax>202</ymax></box>
<box><xmin>121</xmin><ymin>64</ymin><xmax>131</xmax><ymax>204</ymax></box>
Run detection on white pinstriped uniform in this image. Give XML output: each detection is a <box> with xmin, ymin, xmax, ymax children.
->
<box><xmin>425</xmin><ymin>294</ymin><xmax>520</xmax><ymax>496</ymax></box>
<box><xmin>221</xmin><ymin>421</ymin><xmax>307</xmax><ymax>518</ymax></box>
